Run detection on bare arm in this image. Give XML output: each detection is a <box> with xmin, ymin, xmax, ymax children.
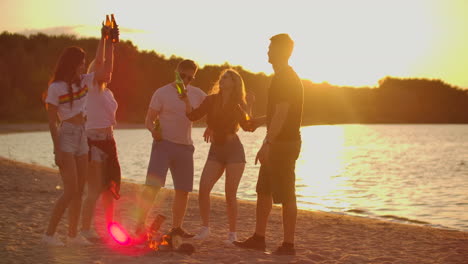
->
<box><xmin>47</xmin><ymin>104</ymin><xmax>60</xmax><ymax>152</ymax></box>
<box><xmin>254</xmin><ymin>103</ymin><xmax>289</xmax><ymax>165</ymax></box>
<box><xmin>94</xmin><ymin>26</ymin><xmax>114</xmax><ymax>83</ymax></box>
<box><xmin>183</xmin><ymin>96</ymin><xmax>210</xmax><ymax>121</ymax></box>
<box><xmin>145</xmin><ymin>108</ymin><xmax>159</xmax><ymax>133</ymax></box>
<box><xmin>47</xmin><ymin>104</ymin><xmax>63</xmax><ymax>166</ymax></box>
<box><xmin>180</xmin><ymin>96</ymin><xmax>193</xmax><ymax>114</ymax></box>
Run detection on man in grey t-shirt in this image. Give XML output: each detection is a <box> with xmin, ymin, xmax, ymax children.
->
<box><xmin>135</xmin><ymin>59</ymin><xmax>206</xmax><ymax>237</ymax></box>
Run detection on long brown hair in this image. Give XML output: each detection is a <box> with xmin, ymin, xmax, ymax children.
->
<box><xmin>48</xmin><ymin>46</ymin><xmax>86</xmax><ymax>107</ymax></box>
<box><xmin>210</xmin><ymin>69</ymin><xmax>246</xmax><ymax>106</ymax></box>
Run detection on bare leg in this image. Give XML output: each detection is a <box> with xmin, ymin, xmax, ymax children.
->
<box><xmin>172</xmin><ymin>190</ymin><xmax>190</xmax><ymax>228</ymax></box>
<box><xmin>135</xmin><ymin>185</ymin><xmax>160</xmax><ymax>230</ymax></box>
<box><xmin>198</xmin><ymin>160</ymin><xmax>225</xmax><ymax>227</ymax></box>
<box><xmin>45</xmin><ymin>152</ymin><xmax>79</xmax><ymax>236</ymax></box>
<box><xmin>68</xmin><ymin>154</ymin><xmax>87</xmax><ymax>237</ymax></box>
<box><xmin>102</xmin><ymin>190</ymin><xmax>114</xmax><ymax>226</ymax></box>
<box><xmin>255</xmin><ymin>193</ymin><xmax>273</xmax><ymax>237</ymax></box>
<box><xmin>282</xmin><ymin>200</ymin><xmax>297</xmax><ymax>244</ymax></box>
<box><xmin>224</xmin><ymin>163</ymin><xmax>245</xmax><ymax>232</ymax></box>
<box><xmin>81</xmin><ymin>159</ymin><xmax>104</xmax><ymax>231</ymax></box>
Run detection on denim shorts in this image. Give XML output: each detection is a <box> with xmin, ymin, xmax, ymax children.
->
<box><xmin>87</xmin><ymin>130</ymin><xmax>114</xmax><ymax>162</ymax></box>
<box><xmin>58</xmin><ymin>122</ymin><xmax>88</xmax><ymax>156</ymax></box>
<box><xmin>208</xmin><ymin>135</ymin><xmax>246</xmax><ymax>164</ymax></box>
<box><xmin>146</xmin><ymin>140</ymin><xmax>195</xmax><ymax>192</ymax></box>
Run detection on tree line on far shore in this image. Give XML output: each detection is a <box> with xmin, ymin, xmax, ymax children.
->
<box><xmin>1</xmin><ymin>32</ymin><xmax>467</xmax><ymax>124</ymax></box>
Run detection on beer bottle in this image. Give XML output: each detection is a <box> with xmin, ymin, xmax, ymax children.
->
<box><xmin>147</xmin><ymin>214</ymin><xmax>166</xmax><ymax>250</ymax></box>
<box><xmin>175</xmin><ymin>71</ymin><xmax>186</xmax><ymax>96</ymax></box>
<box><xmin>153</xmin><ymin>119</ymin><xmax>161</xmax><ymax>133</ymax></box>
<box><xmin>110</xmin><ymin>14</ymin><xmax>119</xmax><ymax>43</ymax></box>
<box><xmin>104</xmin><ymin>15</ymin><xmax>111</xmax><ymax>40</ymax></box>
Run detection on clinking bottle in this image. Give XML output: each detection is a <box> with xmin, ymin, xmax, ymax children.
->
<box><xmin>104</xmin><ymin>15</ymin><xmax>111</xmax><ymax>40</ymax></box>
<box><xmin>110</xmin><ymin>14</ymin><xmax>119</xmax><ymax>43</ymax></box>
<box><xmin>147</xmin><ymin>214</ymin><xmax>166</xmax><ymax>250</ymax></box>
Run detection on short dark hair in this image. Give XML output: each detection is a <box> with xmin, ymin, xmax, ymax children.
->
<box><xmin>270</xmin><ymin>33</ymin><xmax>294</xmax><ymax>58</ymax></box>
<box><xmin>177</xmin><ymin>59</ymin><xmax>198</xmax><ymax>71</ymax></box>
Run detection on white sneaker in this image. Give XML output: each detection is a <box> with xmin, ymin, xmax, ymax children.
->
<box><xmin>80</xmin><ymin>229</ymin><xmax>99</xmax><ymax>240</ymax></box>
<box><xmin>41</xmin><ymin>234</ymin><xmax>65</xmax><ymax>246</ymax></box>
<box><xmin>67</xmin><ymin>234</ymin><xmax>93</xmax><ymax>246</ymax></box>
<box><xmin>193</xmin><ymin>226</ymin><xmax>210</xmax><ymax>240</ymax></box>
<box><xmin>224</xmin><ymin>232</ymin><xmax>237</xmax><ymax>244</ymax></box>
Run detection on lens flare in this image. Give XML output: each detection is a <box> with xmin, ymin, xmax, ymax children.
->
<box><xmin>108</xmin><ymin>222</ymin><xmax>131</xmax><ymax>245</ymax></box>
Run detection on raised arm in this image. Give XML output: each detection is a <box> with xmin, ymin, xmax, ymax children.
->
<box><xmin>182</xmin><ymin>95</ymin><xmax>211</xmax><ymax>121</ymax></box>
<box><xmin>94</xmin><ymin>23</ymin><xmax>115</xmax><ymax>83</ymax></box>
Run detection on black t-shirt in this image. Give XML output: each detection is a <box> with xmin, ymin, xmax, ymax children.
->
<box><xmin>266</xmin><ymin>66</ymin><xmax>304</xmax><ymax>141</ymax></box>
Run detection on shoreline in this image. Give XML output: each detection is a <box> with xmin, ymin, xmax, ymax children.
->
<box><xmin>1</xmin><ymin>123</ymin><xmax>467</xmax><ymax>233</ymax></box>
<box><xmin>1</xmin><ymin>157</ymin><xmax>468</xmax><ymax>263</ymax></box>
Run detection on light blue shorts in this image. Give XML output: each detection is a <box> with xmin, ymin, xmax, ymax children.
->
<box><xmin>146</xmin><ymin>140</ymin><xmax>195</xmax><ymax>192</ymax></box>
<box><xmin>58</xmin><ymin>122</ymin><xmax>88</xmax><ymax>156</ymax></box>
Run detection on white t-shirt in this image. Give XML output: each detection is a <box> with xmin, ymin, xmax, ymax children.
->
<box><xmin>85</xmin><ymin>81</ymin><xmax>118</xmax><ymax>130</ymax></box>
<box><xmin>149</xmin><ymin>83</ymin><xmax>206</xmax><ymax>145</ymax></box>
<box><xmin>45</xmin><ymin>73</ymin><xmax>94</xmax><ymax>121</ymax></box>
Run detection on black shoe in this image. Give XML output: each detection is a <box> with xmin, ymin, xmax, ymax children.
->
<box><xmin>272</xmin><ymin>243</ymin><xmax>296</xmax><ymax>255</ymax></box>
<box><xmin>169</xmin><ymin>227</ymin><xmax>195</xmax><ymax>238</ymax></box>
<box><xmin>233</xmin><ymin>235</ymin><xmax>266</xmax><ymax>251</ymax></box>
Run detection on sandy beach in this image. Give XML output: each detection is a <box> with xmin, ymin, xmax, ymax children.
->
<box><xmin>0</xmin><ymin>156</ymin><xmax>467</xmax><ymax>264</ymax></box>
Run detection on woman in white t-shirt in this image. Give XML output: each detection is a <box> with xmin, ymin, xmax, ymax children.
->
<box><xmin>42</xmin><ymin>25</ymin><xmax>115</xmax><ymax>246</ymax></box>
<box><xmin>80</xmin><ymin>26</ymin><xmax>120</xmax><ymax>241</ymax></box>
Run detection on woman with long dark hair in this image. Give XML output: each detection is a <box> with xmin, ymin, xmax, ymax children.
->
<box><xmin>42</xmin><ymin>24</ymin><xmax>114</xmax><ymax>246</ymax></box>
<box><xmin>180</xmin><ymin>69</ymin><xmax>250</xmax><ymax>243</ymax></box>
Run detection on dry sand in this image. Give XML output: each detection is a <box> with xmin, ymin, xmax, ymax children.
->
<box><xmin>0</xmin><ymin>156</ymin><xmax>467</xmax><ymax>264</ymax></box>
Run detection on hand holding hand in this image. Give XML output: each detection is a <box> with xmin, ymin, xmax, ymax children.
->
<box><xmin>245</xmin><ymin>118</ymin><xmax>262</xmax><ymax>132</ymax></box>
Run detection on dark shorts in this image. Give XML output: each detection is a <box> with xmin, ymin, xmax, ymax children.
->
<box><xmin>208</xmin><ymin>135</ymin><xmax>246</xmax><ymax>164</ymax></box>
<box><xmin>256</xmin><ymin>140</ymin><xmax>301</xmax><ymax>204</ymax></box>
<box><xmin>146</xmin><ymin>140</ymin><xmax>195</xmax><ymax>192</ymax></box>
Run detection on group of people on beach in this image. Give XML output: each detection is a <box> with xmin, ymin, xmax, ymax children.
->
<box><xmin>42</xmin><ymin>17</ymin><xmax>304</xmax><ymax>256</ymax></box>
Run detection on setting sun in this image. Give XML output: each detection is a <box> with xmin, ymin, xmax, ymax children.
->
<box><xmin>1</xmin><ymin>0</ymin><xmax>467</xmax><ymax>88</ymax></box>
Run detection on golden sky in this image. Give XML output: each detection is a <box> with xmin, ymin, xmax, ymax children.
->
<box><xmin>1</xmin><ymin>0</ymin><xmax>467</xmax><ymax>88</ymax></box>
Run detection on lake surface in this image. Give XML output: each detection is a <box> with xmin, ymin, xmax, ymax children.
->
<box><xmin>1</xmin><ymin>124</ymin><xmax>467</xmax><ymax>231</ymax></box>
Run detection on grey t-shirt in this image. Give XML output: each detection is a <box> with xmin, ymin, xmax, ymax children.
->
<box><xmin>149</xmin><ymin>83</ymin><xmax>206</xmax><ymax>145</ymax></box>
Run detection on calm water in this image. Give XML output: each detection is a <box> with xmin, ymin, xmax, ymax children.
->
<box><xmin>1</xmin><ymin>125</ymin><xmax>468</xmax><ymax>231</ymax></box>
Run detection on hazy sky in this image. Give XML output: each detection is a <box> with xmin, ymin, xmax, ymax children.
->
<box><xmin>1</xmin><ymin>0</ymin><xmax>467</xmax><ymax>88</ymax></box>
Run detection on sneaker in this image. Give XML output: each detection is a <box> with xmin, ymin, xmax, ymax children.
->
<box><xmin>224</xmin><ymin>232</ymin><xmax>237</xmax><ymax>244</ymax></box>
<box><xmin>193</xmin><ymin>226</ymin><xmax>210</xmax><ymax>240</ymax></box>
<box><xmin>80</xmin><ymin>229</ymin><xmax>100</xmax><ymax>242</ymax></box>
<box><xmin>272</xmin><ymin>243</ymin><xmax>296</xmax><ymax>255</ymax></box>
<box><xmin>232</xmin><ymin>235</ymin><xmax>266</xmax><ymax>251</ymax></box>
<box><xmin>169</xmin><ymin>227</ymin><xmax>195</xmax><ymax>239</ymax></box>
<box><xmin>67</xmin><ymin>234</ymin><xmax>93</xmax><ymax>246</ymax></box>
<box><xmin>41</xmin><ymin>234</ymin><xmax>65</xmax><ymax>246</ymax></box>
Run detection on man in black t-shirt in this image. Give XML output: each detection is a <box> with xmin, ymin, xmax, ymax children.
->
<box><xmin>233</xmin><ymin>34</ymin><xmax>303</xmax><ymax>255</ymax></box>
